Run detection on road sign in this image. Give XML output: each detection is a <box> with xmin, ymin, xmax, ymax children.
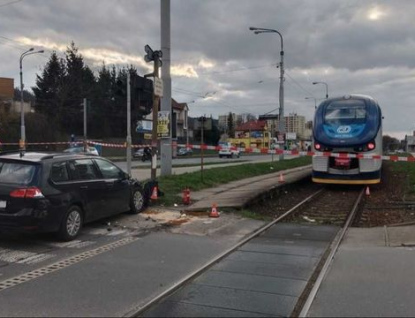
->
<box><xmin>157</xmin><ymin>111</ymin><xmax>170</xmax><ymax>138</ymax></box>
<box><xmin>144</xmin><ymin>133</ymin><xmax>152</xmax><ymax>140</ymax></box>
<box><xmin>154</xmin><ymin>77</ymin><xmax>163</xmax><ymax>97</ymax></box>
<box><xmin>136</xmin><ymin>120</ymin><xmax>152</xmax><ymax>133</ymax></box>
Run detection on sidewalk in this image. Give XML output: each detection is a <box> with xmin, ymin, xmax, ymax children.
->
<box><xmin>183</xmin><ymin>165</ymin><xmax>312</xmax><ymax>212</ymax></box>
<box><xmin>308</xmin><ymin>225</ymin><xmax>415</xmax><ymax>317</ymax></box>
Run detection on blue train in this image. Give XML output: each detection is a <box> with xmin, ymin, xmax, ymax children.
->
<box><xmin>312</xmin><ymin>94</ymin><xmax>383</xmax><ymax>185</ymax></box>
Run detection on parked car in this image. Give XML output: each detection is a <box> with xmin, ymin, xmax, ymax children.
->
<box><xmin>0</xmin><ymin>152</ymin><xmax>147</xmax><ymax>241</ymax></box>
<box><xmin>63</xmin><ymin>146</ymin><xmax>99</xmax><ymax>156</ymax></box>
<box><xmin>218</xmin><ymin>142</ymin><xmax>240</xmax><ymax>158</ymax></box>
<box><xmin>177</xmin><ymin>147</ymin><xmax>193</xmax><ymax>156</ymax></box>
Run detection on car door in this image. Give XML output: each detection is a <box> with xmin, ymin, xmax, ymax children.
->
<box><xmin>67</xmin><ymin>159</ymin><xmax>109</xmax><ymax>222</ymax></box>
<box><xmin>93</xmin><ymin>158</ymin><xmax>131</xmax><ymax>216</ymax></box>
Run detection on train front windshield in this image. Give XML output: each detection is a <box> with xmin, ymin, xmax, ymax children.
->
<box><xmin>324</xmin><ymin>100</ymin><xmax>366</xmax><ymax>125</ymax></box>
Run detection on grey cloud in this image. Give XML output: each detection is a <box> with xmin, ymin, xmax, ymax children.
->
<box><xmin>1</xmin><ymin>0</ymin><xmax>415</xmax><ymax>138</ymax></box>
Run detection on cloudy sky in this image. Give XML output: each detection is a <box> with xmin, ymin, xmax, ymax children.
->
<box><xmin>1</xmin><ymin>0</ymin><xmax>414</xmax><ymax>139</ymax></box>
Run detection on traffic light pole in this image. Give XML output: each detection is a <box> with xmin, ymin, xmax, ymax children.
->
<box><xmin>151</xmin><ymin>58</ymin><xmax>161</xmax><ymax>181</ymax></box>
<box><xmin>83</xmin><ymin>98</ymin><xmax>87</xmax><ymax>153</ymax></box>
<box><xmin>126</xmin><ymin>72</ymin><xmax>132</xmax><ymax>176</ymax></box>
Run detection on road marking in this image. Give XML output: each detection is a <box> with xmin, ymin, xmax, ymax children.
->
<box><xmin>48</xmin><ymin>240</ymin><xmax>95</xmax><ymax>249</ymax></box>
<box><xmin>106</xmin><ymin>229</ymin><xmax>127</xmax><ymax>236</ymax></box>
<box><xmin>0</xmin><ymin>248</ymin><xmax>54</xmax><ymax>265</ymax></box>
<box><xmin>17</xmin><ymin>254</ymin><xmax>55</xmax><ymax>265</ymax></box>
<box><xmin>0</xmin><ymin>236</ymin><xmax>138</xmax><ymax>292</ymax></box>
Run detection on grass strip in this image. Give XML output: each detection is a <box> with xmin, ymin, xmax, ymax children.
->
<box><xmin>133</xmin><ymin>160</ymin><xmax>250</xmax><ymax>169</ymax></box>
<box><xmin>386</xmin><ymin>159</ymin><xmax>415</xmax><ymax>197</ymax></box>
<box><xmin>153</xmin><ymin>156</ymin><xmax>311</xmax><ymax>206</ymax></box>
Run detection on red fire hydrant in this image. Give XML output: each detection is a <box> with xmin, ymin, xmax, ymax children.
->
<box><xmin>182</xmin><ymin>188</ymin><xmax>191</xmax><ymax>205</ymax></box>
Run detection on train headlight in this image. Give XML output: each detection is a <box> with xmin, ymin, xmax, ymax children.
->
<box><xmin>315</xmin><ymin>143</ymin><xmax>321</xmax><ymax>150</ymax></box>
<box><xmin>367</xmin><ymin>142</ymin><xmax>375</xmax><ymax>150</ymax></box>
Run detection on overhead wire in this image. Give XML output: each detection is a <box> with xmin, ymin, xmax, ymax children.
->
<box><xmin>285</xmin><ymin>72</ymin><xmax>315</xmax><ymax>97</ymax></box>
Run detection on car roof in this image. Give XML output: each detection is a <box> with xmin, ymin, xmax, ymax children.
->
<box><xmin>0</xmin><ymin>151</ymin><xmax>97</xmax><ymax>163</ymax></box>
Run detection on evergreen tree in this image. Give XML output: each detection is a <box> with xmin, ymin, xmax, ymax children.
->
<box><xmin>32</xmin><ymin>51</ymin><xmax>66</xmax><ymax>119</ymax></box>
<box><xmin>63</xmin><ymin>42</ymin><xmax>94</xmax><ymax>135</ymax></box>
<box><xmin>227</xmin><ymin>112</ymin><xmax>235</xmax><ymax>138</ymax></box>
<box><xmin>91</xmin><ymin>63</ymin><xmax>114</xmax><ymax>138</ymax></box>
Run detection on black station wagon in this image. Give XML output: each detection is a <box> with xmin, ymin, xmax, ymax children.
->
<box><xmin>0</xmin><ymin>152</ymin><xmax>147</xmax><ymax>241</ymax></box>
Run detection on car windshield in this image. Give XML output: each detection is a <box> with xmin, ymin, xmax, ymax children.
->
<box><xmin>324</xmin><ymin>100</ymin><xmax>366</xmax><ymax>125</ymax></box>
<box><xmin>218</xmin><ymin>142</ymin><xmax>230</xmax><ymax>148</ymax></box>
<box><xmin>0</xmin><ymin>162</ymin><xmax>38</xmax><ymax>185</ymax></box>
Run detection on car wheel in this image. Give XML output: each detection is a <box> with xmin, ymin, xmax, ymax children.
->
<box><xmin>130</xmin><ymin>186</ymin><xmax>145</xmax><ymax>214</ymax></box>
<box><xmin>58</xmin><ymin>206</ymin><xmax>83</xmax><ymax>241</ymax></box>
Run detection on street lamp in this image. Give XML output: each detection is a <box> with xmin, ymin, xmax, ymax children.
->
<box><xmin>249</xmin><ymin>26</ymin><xmax>285</xmax><ymax>159</ymax></box>
<box><xmin>305</xmin><ymin>96</ymin><xmax>318</xmax><ymax>109</ymax></box>
<box><xmin>312</xmin><ymin>81</ymin><xmax>328</xmax><ymax>99</ymax></box>
<box><xmin>20</xmin><ymin>48</ymin><xmax>44</xmax><ymax>151</ymax></box>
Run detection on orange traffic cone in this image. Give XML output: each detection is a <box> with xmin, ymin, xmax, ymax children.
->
<box><xmin>209</xmin><ymin>203</ymin><xmax>220</xmax><ymax>218</ymax></box>
<box><xmin>151</xmin><ymin>186</ymin><xmax>158</xmax><ymax>200</ymax></box>
<box><xmin>278</xmin><ymin>173</ymin><xmax>285</xmax><ymax>183</ymax></box>
<box><xmin>365</xmin><ymin>186</ymin><xmax>370</xmax><ymax>196</ymax></box>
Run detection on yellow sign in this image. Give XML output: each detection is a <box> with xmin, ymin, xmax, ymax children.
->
<box><xmin>144</xmin><ymin>133</ymin><xmax>152</xmax><ymax>140</ymax></box>
<box><xmin>157</xmin><ymin>111</ymin><xmax>170</xmax><ymax>138</ymax></box>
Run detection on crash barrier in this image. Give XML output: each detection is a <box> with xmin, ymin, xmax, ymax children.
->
<box><xmin>1</xmin><ymin>140</ymin><xmax>413</xmax><ymax>162</ymax></box>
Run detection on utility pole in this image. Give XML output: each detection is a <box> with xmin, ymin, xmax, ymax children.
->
<box><xmin>160</xmin><ymin>0</ymin><xmax>172</xmax><ymax>176</ymax></box>
<box><xmin>279</xmin><ymin>46</ymin><xmax>285</xmax><ymax>159</ymax></box>
<box><xmin>19</xmin><ymin>48</ymin><xmax>44</xmax><ymax>152</ymax></box>
<box><xmin>249</xmin><ymin>27</ymin><xmax>285</xmax><ymax>160</ymax></box>
<box><xmin>126</xmin><ymin>71</ymin><xmax>132</xmax><ymax>176</ymax></box>
<box><xmin>200</xmin><ymin>116</ymin><xmax>205</xmax><ymax>182</ymax></box>
<box><xmin>83</xmin><ymin>98</ymin><xmax>87</xmax><ymax>152</ymax></box>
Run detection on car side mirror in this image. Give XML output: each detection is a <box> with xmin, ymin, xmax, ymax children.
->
<box><xmin>120</xmin><ymin>171</ymin><xmax>129</xmax><ymax>180</ymax></box>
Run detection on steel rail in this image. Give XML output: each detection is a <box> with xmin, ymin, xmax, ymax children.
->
<box><xmin>125</xmin><ymin>188</ymin><xmax>325</xmax><ymax>317</ymax></box>
<box><xmin>298</xmin><ymin>187</ymin><xmax>365</xmax><ymax>317</ymax></box>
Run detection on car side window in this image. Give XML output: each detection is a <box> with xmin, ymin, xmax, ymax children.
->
<box><xmin>68</xmin><ymin>159</ymin><xmax>100</xmax><ymax>181</ymax></box>
<box><xmin>94</xmin><ymin>159</ymin><xmax>123</xmax><ymax>179</ymax></box>
<box><xmin>50</xmin><ymin>161</ymin><xmax>69</xmax><ymax>182</ymax></box>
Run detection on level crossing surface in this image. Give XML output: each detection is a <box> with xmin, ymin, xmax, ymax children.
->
<box><xmin>141</xmin><ymin>223</ymin><xmax>339</xmax><ymax>317</ymax></box>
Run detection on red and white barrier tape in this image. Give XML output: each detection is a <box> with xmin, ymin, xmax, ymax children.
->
<box><xmin>1</xmin><ymin>140</ymin><xmax>413</xmax><ymax>162</ymax></box>
<box><xmin>177</xmin><ymin>144</ymin><xmax>415</xmax><ymax>162</ymax></box>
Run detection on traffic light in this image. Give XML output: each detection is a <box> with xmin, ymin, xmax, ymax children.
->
<box><xmin>144</xmin><ymin>45</ymin><xmax>154</xmax><ymax>63</ymax></box>
<box><xmin>144</xmin><ymin>44</ymin><xmax>163</xmax><ymax>67</ymax></box>
<box><xmin>131</xmin><ymin>75</ymin><xmax>153</xmax><ymax>116</ymax></box>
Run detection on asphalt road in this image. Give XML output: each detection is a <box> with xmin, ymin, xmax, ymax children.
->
<box><xmin>0</xmin><ymin>212</ymin><xmax>266</xmax><ymax>317</ymax></box>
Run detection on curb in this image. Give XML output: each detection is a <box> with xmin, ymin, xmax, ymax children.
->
<box><xmin>181</xmin><ymin>165</ymin><xmax>312</xmax><ymax>212</ymax></box>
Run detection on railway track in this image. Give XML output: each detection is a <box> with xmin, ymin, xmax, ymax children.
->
<box><xmin>128</xmin><ymin>187</ymin><xmax>365</xmax><ymax>317</ymax></box>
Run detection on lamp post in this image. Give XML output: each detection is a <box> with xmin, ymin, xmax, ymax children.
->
<box><xmin>312</xmin><ymin>81</ymin><xmax>328</xmax><ymax>99</ymax></box>
<box><xmin>20</xmin><ymin>48</ymin><xmax>44</xmax><ymax>151</ymax></box>
<box><xmin>249</xmin><ymin>26</ymin><xmax>285</xmax><ymax>159</ymax></box>
<box><xmin>305</xmin><ymin>96</ymin><xmax>318</xmax><ymax>109</ymax></box>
